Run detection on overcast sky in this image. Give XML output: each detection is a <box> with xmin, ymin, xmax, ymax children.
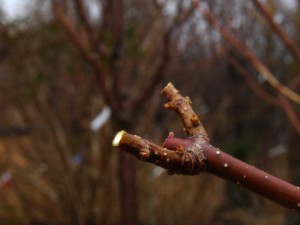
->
<box><xmin>0</xmin><ymin>0</ymin><xmax>298</xmax><ymax>22</ymax></box>
<box><xmin>0</xmin><ymin>0</ymin><xmax>102</xmax><ymax>22</ymax></box>
<box><xmin>1</xmin><ymin>0</ymin><xmax>33</xmax><ymax>21</ymax></box>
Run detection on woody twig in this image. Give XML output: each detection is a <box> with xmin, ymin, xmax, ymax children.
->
<box><xmin>113</xmin><ymin>83</ymin><xmax>300</xmax><ymax>212</ymax></box>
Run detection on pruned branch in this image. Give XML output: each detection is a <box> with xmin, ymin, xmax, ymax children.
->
<box><xmin>113</xmin><ymin>83</ymin><xmax>300</xmax><ymax>212</ymax></box>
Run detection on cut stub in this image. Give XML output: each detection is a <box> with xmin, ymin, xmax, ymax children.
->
<box><xmin>112</xmin><ymin>130</ymin><xmax>206</xmax><ymax>175</ymax></box>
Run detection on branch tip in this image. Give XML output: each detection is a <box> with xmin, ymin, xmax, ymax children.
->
<box><xmin>113</xmin><ymin>130</ymin><xmax>126</xmax><ymax>147</ymax></box>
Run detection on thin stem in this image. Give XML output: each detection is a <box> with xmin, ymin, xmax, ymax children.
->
<box><xmin>161</xmin><ymin>83</ymin><xmax>209</xmax><ymax>140</ymax></box>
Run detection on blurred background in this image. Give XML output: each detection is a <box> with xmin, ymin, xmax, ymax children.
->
<box><xmin>0</xmin><ymin>0</ymin><xmax>300</xmax><ymax>224</ymax></box>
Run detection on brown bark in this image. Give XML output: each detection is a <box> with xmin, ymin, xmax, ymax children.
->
<box><xmin>113</xmin><ymin>83</ymin><xmax>300</xmax><ymax>212</ymax></box>
<box><xmin>118</xmin><ymin>152</ymin><xmax>138</xmax><ymax>225</ymax></box>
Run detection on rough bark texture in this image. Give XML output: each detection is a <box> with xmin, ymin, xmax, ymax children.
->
<box><xmin>161</xmin><ymin>83</ymin><xmax>209</xmax><ymax>140</ymax></box>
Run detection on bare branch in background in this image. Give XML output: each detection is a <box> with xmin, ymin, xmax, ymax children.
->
<box><xmin>251</xmin><ymin>0</ymin><xmax>300</xmax><ymax>64</ymax></box>
<box><xmin>227</xmin><ymin>56</ymin><xmax>279</xmax><ymax>106</ymax></box>
<box><xmin>228</xmin><ymin>55</ymin><xmax>300</xmax><ymax>135</ymax></box>
<box><xmin>51</xmin><ymin>0</ymin><xmax>119</xmax><ymax>119</ymax></box>
<box><xmin>279</xmin><ymin>96</ymin><xmax>300</xmax><ymax>135</ymax></box>
<box><xmin>74</xmin><ymin>0</ymin><xmax>94</xmax><ymax>36</ymax></box>
<box><xmin>52</xmin><ymin>0</ymin><xmax>91</xmax><ymax>60</ymax></box>
<box><xmin>192</xmin><ymin>0</ymin><xmax>300</xmax><ymax>105</ymax></box>
<box><xmin>132</xmin><ymin>2</ymin><xmax>197</xmax><ymax>112</ymax></box>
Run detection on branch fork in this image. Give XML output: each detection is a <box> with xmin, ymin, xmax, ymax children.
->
<box><xmin>113</xmin><ymin>83</ymin><xmax>300</xmax><ymax>212</ymax></box>
<box><xmin>113</xmin><ymin>83</ymin><xmax>207</xmax><ymax>175</ymax></box>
